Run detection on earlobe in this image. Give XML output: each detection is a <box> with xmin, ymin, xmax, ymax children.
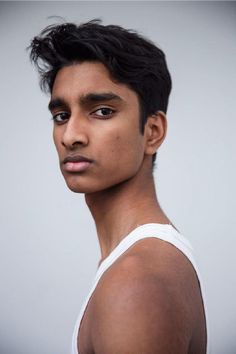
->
<box><xmin>144</xmin><ymin>111</ymin><xmax>167</xmax><ymax>156</ymax></box>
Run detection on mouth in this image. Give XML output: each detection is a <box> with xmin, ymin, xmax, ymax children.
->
<box><xmin>62</xmin><ymin>154</ymin><xmax>93</xmax><ymax>173</ymax></box>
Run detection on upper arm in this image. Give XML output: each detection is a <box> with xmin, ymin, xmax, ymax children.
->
<box><xmin>90</xmin><ymin>254</ymin><xmax>194</xmax><ymax>354</ymax></box>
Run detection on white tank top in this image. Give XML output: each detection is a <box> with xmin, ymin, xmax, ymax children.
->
<box><xmin>71</xmin><ymin>223</ymin><xmax>209</xmax><ymax>354</ymax></box>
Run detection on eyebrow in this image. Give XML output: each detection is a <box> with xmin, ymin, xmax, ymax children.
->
<box><xmin>48</xmin><ymin>98</ymin><xmax>67</xmax><ymax>112</ymax></box>
<box><xmin>48</xmin><ymin>92</ymin><xmax>123</xmax><ymax>112</ymax></box>
<box><xmin>79</xmin><ymin>92</ymin><xmax>123</xmax><ymax>105</ymax></box>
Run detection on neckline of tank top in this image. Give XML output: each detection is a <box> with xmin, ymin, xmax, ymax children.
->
<box><xmin>96</xmin><ymin>223</ymin><xmax>193</xmax><ymax>276</ymax></box>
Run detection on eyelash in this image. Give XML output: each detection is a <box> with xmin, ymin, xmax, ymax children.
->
<box><xmin>52</xmin><ymin>107</ymin><xmax>116</xmax><ymax>124</ymax></box>
<box><xmin>52</xmin><ymin>112</ymin><xmax>69</xmax><ymax>124</ymax></box>
<box><xmin>91</xmin><ymin>107</ymin><xmax>116</xmax><ymax>118</ymax></box>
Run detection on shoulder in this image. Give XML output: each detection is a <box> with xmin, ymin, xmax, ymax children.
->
<box><xmin>90</xmin><ymin>238</ymin><xmax>201</xmax><ymax>353</ymax></box>
<box><xmin>95</xmin><ymin>237</ymin><xmax>200</xmax><ymax>303</ymax></box>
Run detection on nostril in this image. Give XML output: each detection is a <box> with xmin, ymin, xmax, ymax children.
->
<box><xmin>62</xmin><ymin>133</ymin><xmax>89</xmax><ymax>149</ymax></box>
<box><xmin>72</xmin><ymin>140</ymin><xmax>85</xmax><ymax>146</ymax></box>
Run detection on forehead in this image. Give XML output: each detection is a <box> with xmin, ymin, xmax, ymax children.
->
<box><xmin>51</xmin><ymin>62</ymin><xmax>139</xmax><ymax>105</ymax></box>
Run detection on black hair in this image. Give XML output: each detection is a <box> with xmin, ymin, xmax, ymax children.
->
<box><xmin>29</xmin><ymin>19</ymin><xmax>172</xmax><ymax>164</ymax></box>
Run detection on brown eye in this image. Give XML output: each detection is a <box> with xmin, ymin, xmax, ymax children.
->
<box><xmin>93</xmin><ymin>107</ymin><xmax>115</xmax><ymax>118</ymax></box>
<box><xmin>52</xmin><ymin>112</ymin><xmax>69</xmax><ymax>124</ymax></box>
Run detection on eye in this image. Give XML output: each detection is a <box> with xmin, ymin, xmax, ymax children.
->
<box><xmin>92</xmin><ymin>107</ymin><xmax>115</xmax><ymax>118</ymax></box>
<box><xmin>52</xmin><ymin>112</ymin><xmax>69</xmax><ymax>124</ymax></box>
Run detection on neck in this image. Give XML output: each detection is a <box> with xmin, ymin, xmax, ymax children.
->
<box><xmin>85</xmin><ymin>166</ymin><xmax>171</xmax><ymax>263</ymax></box>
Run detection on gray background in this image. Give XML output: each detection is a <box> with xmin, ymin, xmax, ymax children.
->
<box><xmin>0</xmin><ymin>1</ymin><xmax>235</xmax><ymax>353</ymax></box>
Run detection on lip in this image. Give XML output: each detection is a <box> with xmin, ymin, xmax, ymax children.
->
<box><xmin>62</xmin><ymin>154</ymin><xmax>93</xmax><ymax>172</ymax></box>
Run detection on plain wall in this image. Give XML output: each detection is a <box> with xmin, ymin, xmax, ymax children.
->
<box><xmin>0</xmin><ymin>1</ymin><xmax>235</xmax><ymax>353</ymax></box>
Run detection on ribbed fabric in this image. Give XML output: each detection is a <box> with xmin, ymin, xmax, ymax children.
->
<box><xmin>72</xmin><ymin>223</ymin><xmax>209</xmax><ymax>354</ymax></box>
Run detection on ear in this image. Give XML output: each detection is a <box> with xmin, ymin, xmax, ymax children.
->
<box><xmin>144</xmin><ymin>111</ymin><xmax>167</xmax><ymax>156</ymax></box>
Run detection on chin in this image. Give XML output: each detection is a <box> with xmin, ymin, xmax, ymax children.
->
<box><xmin>66</xmin><ymin>182</ymin><xmax>111</xmax><ymax>194</ymax></box>
<box><xmin>62</xmin><ymin>165</ymin><xmax>141</xmax><ymax>194</ymax></box>
<box><xmin>62</xmin><ymin>172</ymin><xmax>92</xmax><ymax>193</ymax></box>
<box><xmin>64</xmin><ymin>174</ymin><xmax>131</xmax><ymax>194</ymax></box>
<box><xmin>64</xmin><ymin>177</ymin><xmax>103</xmax><ymax>194</ymax></box>
<box><xmin>65</xmin><ymin>180</ymin><xmax>93</xmax><ymax>194</ymax></box>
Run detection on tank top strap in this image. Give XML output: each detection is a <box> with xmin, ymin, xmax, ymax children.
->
<box><xmin>72</xmin><ymin>223</ymin><xmax>209</xmax><ymax>354</ymax></box>
<box><xmin>97</xmin><ymin>223</ymin><xmax>194</xmax><ymax>275</ymax></box>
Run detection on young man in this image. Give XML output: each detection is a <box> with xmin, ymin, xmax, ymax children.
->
<box><xmin>29</xmin><ymin>20</ymin><xmax>208</xmax><ymax>354</ymax></box>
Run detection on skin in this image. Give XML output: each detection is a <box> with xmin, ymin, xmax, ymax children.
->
<box><xmin>50</xmin><ymin>62</ymin><xmax>207</xmax><ymax>353</ymax></box>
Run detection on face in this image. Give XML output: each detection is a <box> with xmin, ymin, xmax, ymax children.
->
<box><xmin>50</xmin><ymin>62</ymin><xmax>146</xmax><ymax>194</ymax></box>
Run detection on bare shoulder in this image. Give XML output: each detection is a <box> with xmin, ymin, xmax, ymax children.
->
<box><xmin>90</xmin><ymin>238</ymin><xmax>206</xmax><ymax>354</ymax></box>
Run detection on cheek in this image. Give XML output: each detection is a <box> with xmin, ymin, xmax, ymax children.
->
<box><xmin>101</xmin><ymin>130</ymin><xmax>144</xmax><ymax>173</ymax></box>
<box><xmin>53</xmin><ymin>129</ymin><xmax>61</xmax><ymax>154</ymax></box>
<box><xmin>52</xmin><ymin>128</ymin><xmax>57</xmax><ymax>146</ymax></box>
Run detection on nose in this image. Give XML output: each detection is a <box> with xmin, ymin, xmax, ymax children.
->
<box><xmin>62</xmin><ymin>115</ymin><xmax>89</xmax><ymax>149</ymax></box>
